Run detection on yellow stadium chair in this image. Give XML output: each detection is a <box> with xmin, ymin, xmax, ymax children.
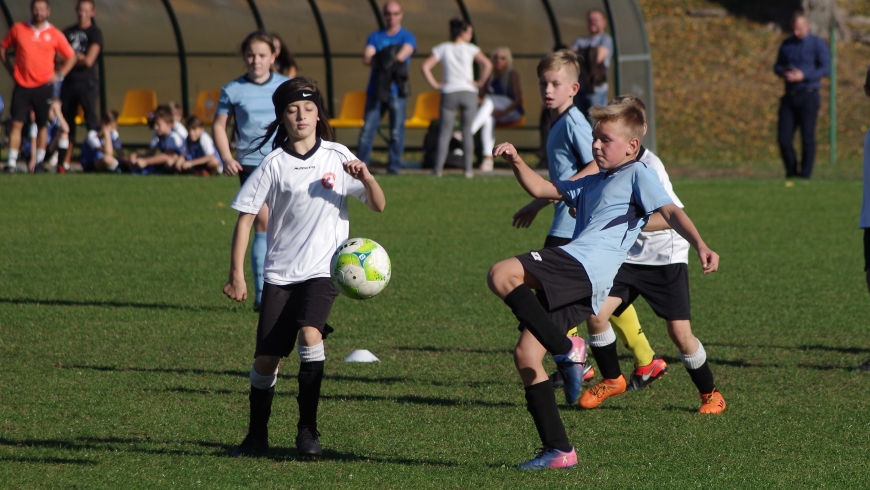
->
<box><xmin>74</xmin><ymin>105</ymin><xmax>84</xmax><ymax>126</ymax></box>
<box><xmin>117</xmin><ymin>89</ymin><xmax>158</xmax><ymax>126</ymax></box>
<box><xmin>405</xmin><ymin>91</ymin><xmax>441</xmax><ymax>129</ymax></box>
<box><xmin>193</xmin><ymin>89</ymin><xmax>221</xmax><ymax>123</ymax></box>
<box><xmin>328</xmin><ymin>91</ymin><xmax>367</xmax><ymax>128</ymax></box>
<box><xmin>496</xmin><ymin>114</ymin><xmax>527</xmax><ymax>128</ymax></box>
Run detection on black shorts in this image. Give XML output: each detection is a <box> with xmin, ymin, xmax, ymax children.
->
<box><xmin>11</xmin><ymin>83</ymin><xmax>54</xmax><ymax>126</ymax></box>
<box><xmin>610</xmin><ymin>263</ymin><xmax>691</xmax><ymax>321</ymax></box>
<box><xmin>864</xmin><ymin>229</ymin><xmax>870</xmax><ymax>272</ymax></box>
<box><xmin>239</xmin><ymin>165</ymin><xmax>257</xmax><ymax>186</ymax></box>
<box><xmin>516</xmin><ymin>247</ymin><xmax>594</xmax><ymax>331</ymax></box>
<box><xmin>543</xmin><ymin>235</ymin><xmax>571</xmax><ymax>248</ymax></box>
<box><xmin>255</xmin><ymin>278</ymin><xmax>338</xmax><ymax>358</ymax></box>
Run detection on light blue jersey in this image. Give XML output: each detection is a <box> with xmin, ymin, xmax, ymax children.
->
<box><xmin>556</xmin><ymin>160</ymin><xmax>673</xmax><ymax>313</ymax></box>
<box><xmin>217</xmin><ymin>73</ymin><xmax>290</xmax><ymax>167</ymax></box>
<box><xmin>547</xmin><ymin>106</ymin><xmax>594</xmax><ymax>238</ymax></box>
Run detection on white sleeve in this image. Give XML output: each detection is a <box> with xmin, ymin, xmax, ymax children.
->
<box><xmin>337</xmin><ymin>146</ymin><xmax>367</xmax><ymax>202</ymax></box>
<box><xmin>200</xmin><ymin>132</ymin><xmax>215</xmax><ymax>155</ymax></box>
<box><xmin>231</xmin><ymin>159</ymin><xmax>274</xmax><ymax>214</ymax></box>
<box><xmin>642</xmin><ymin>152</ymin><xmax>684</xmax><ymax>209</ymax></box>
<box><xmin>86</xmin><ymin>130</ymin><xmax>102</xmax><ymax>149</ymax></box>
<box><xmin>29</xmin><ymin>123</ymin><xmax>37</xmax><ymax>138</ymax></box>
<box><xmin>431</xmin><ymin>43</ymin><xmax>445</xmax><ymax>61</ymax></box>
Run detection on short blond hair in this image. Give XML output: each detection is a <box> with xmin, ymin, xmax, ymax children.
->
<box><xmin>608</xmin><ymin>95</ymin><xmax>646</xmax><ymax>120</ymax></box>
<box><xmin>537</xmin><ymin>49</ymin><xmax>580</xmax><ymax>81</ymax></box>
<box><xmin>589</xmin><ymin>103</ymin><xmax>645</xmax><ymax>143</ymax></box>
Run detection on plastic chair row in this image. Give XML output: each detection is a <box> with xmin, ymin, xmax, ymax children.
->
<box><xmin>328</xmin><ymin>91</ymin><xmax>526</xmax><ymax>130</ymax></box>
<box><xmin>68</xmin><ymin>89</ymin><xmax>221</xmax><ymax>127</ymax></box>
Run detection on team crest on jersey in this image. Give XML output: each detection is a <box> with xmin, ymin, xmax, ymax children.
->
<box><xmin>321</xmin><ymin>172</ymin><xmax>336</xmax><ymax>189</ymax></box>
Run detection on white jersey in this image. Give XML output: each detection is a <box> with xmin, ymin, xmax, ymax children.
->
<box><xmin>231</xmin><ymin>140</ymin><xmax>368</xmax><ymax>285</ymax></box>
<box><xmin>625</xmin><ymin>147</ymin><xmax>690</xmax><ymax>266</ymax></box>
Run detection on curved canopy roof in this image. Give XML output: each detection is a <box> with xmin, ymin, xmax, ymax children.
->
<box><xmin>0</xmin><ymin>0</ymin><xmax>656</xmax><ymax>150</ymax></box>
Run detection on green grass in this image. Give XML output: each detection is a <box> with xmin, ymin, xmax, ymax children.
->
<box><xmin>1</xmin><ymin>174</ymin><xmax>869</xmax><ymax>488</ymax></box>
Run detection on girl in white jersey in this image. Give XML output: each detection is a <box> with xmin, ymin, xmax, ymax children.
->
<box><xmin>223</xmin><ymin>77</ymin><xmax>386</xmax><ymax>459</ymax></box>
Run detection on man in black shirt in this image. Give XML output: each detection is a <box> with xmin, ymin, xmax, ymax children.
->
<box><xmin>61</xmin><ymin>0</ymin><xmax>102</xmax><ymax>171</ymax></box>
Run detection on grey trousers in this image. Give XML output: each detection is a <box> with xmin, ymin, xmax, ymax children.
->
<box><xmin>434</xmin><ymin>90</ymin><xmax>478</xmax><ymax>174</ymax></box>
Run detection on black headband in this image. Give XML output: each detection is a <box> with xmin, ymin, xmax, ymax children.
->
<box><xmin>274</xmin><ymin>89</ymin><xmax>322</xmax><ymax>116</ymax></box>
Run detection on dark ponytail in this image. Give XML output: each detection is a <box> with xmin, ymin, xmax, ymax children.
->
<box><xmin>247</xmin><ymin>77</ymin><xmax>334</xmax><ymax>157</ymax></box>
<box><xmin>449</xmin><ymin>18</ymin><xmax>470</xmax><ymax>41</ymax></box>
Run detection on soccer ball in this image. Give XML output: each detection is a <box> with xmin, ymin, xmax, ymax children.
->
<box><xmin>330</xmin><ymin>238</ymin><xmax>391</xmax><ymax>300</ymax></box>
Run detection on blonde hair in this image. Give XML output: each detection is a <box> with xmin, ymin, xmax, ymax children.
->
<box><xmin>589</xmin><ymin>103</ymin><xmax>645</xmax><ymax>143</ymax></box>
<box><xmin>608</xmin><ymin>95</ymin><xmax>646</xmax><ymax>121</ymax></box>
<box><xmin>537</xmin><ymin>49</ymin><xmax>580</xmax><ymax>81</ymax></box>
<box><xmin>491</xmin><ymin>46</ymin><xmax>514</xmax><ymax>93</ymax></box>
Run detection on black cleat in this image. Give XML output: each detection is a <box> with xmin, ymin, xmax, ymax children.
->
<box><xmin>230</xmin><ymin>432</ymin><xmax>268</xmax><ymax>458</ymax></box>
<box><xmin>854</xmin><ymin>359</ymin><xmax>870</xmax><ymax>372</ymax></box>
<box><xmin>295</xmin><ymin>426</ymin><xmax>322</xmax><ymax>458</ymax></box>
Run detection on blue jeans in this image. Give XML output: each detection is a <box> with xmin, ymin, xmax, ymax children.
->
<box><xmin>357</xmin><ymin>93</ymin><xmax>406</xmax><ymax>173</ymax></box>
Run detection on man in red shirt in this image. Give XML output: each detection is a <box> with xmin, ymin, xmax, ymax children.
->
<box><xmin>1</xmin><ymin>0</ymin><xmax>76</xmax><ymax>173</ymax></box>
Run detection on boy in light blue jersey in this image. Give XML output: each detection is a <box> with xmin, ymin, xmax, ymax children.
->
<box><xmin>490</xmin><ymin>101</ymin><xmax>719</xmax><ymax>471</ymax></box>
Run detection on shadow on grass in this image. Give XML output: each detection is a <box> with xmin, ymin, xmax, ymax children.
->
<box><xmin>263</xmin><ymin>447</ymin><xmax>457</xmax><ymax>466</ymax></box>
<box><xmin>61</xmin><ymin>364</ymin><xmax>248</xmax><ymax>378</ymax></box>
<box><xmin>706</xmin><ymin>342</ymin><xmax>870</xmax><ymax>355</ymax></box>
<box><xmin>321</xmin><ymin>393</ymin><xmax>517</xmax><ymax>408</ymax></box>
<box><xmin>0</xmin><ymin>436</ymin><xmax>228</xmax><ymax>459</ymax></box>
<box><xmin>0</xmin><ymin>297</ymin><xmax>237</xmax><ymax>312</ymax></box>
<box><xmin>0</xmin><ymin>455</ymin><xmax>98</xmax><ymax>465</ymax></box>
<box><xmin>661</xmin><ymin>405</ymin><xmax>699</xmax><ymax>414</ymax></box>
<box><xmin>394</xmin><ymin>346</ymin><xmax>513</xmax><ymax>355</ymax></box>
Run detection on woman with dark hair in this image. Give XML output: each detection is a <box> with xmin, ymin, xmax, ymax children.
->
<box><xmin>224</xmin><ymin>76</ymin><xmax>385</xmax><ymax>459</ymax></box>
<box><xmin>422</xmin><ymin>18</ymin><xmax>491</xmax><ymax>177</ymax></box>
<box><xmin>269</xmin><ymin>32</ymin><xmax>298</xmax><ymax>78</ymax></box>
<box><xmin>214</xmin><ymin>31</ymin><xmax>290</xmax><ymax>310</ymax></box>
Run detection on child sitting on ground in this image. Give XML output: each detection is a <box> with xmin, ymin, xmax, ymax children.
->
<box><xmin>79</xmin><ymin>110</ymin><xmax>124</xmax><ymax>172</ymax></box>
<box><xmin>179</xmin><ymin>115</ymin><xmax>220</xmax><ymax>175</ymax></box>
<box><xmin>130</xmin><ymin>106</ymin><xmax>185</xmax><ymax>174</ymax></box>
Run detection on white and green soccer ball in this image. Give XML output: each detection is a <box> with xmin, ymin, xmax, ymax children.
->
<box><xmin>330</xmin><ymin>238</ymin><xmax>391</xmax><ymax>300</ymax></box>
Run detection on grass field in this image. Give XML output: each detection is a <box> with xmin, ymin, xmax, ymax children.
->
<box><xmin>1</xmin><ymin>173</ymin><xmax>869</xmax><ymax>488</ymax></box>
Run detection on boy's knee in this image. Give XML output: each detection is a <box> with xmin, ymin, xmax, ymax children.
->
<box><xmin>254</xmin><ymin>355</ymin><xmax>280</xmax><ymax>375</ymax></box>
<box><xmin>487</xmin><ymin>260</ymin><xmax>519</xmax><ymax>297</ymax></box>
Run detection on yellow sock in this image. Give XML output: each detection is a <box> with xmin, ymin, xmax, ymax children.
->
<box><xmin>609</xmin><ymin>304</ymin><xmax>655</xmax><ymax>368</ymax></box>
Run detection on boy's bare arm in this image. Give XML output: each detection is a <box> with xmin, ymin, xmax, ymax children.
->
<box><xmin>569</xmin><ymin>161</ymin><xmax>598</xmax><ymax>180</ymax></box>
<box><xmin>643</xmin><ymin>212</ymin><xmax>669</xmax><ymax>231</ymax></box>
<box><xmin>138</xmin><ymin>151</ymin><xmax>178</xmax><ymax>166</ymax></box>
<box><xmin>494</xmin><ymin>142</ymin><xmax>562</xmax><ymax>201</ymax></box>
<box><xmin>658</xmin><ymin>203</ymin><xmax>718</xmax><ymax>274</ymax></box>
<box><xmin>223</xmin><ymin>212</ymin><xmax>256</xmax><ymax>302</ymax></box>
<box><xmin>512</xmin><ymin>198</ymin><xmax>550</xmax><ymax>228</ymax></box>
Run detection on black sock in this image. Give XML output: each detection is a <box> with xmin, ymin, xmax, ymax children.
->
<box><xmin>297</xmin><ymin>360</ymin><xmax>324</xmax><ymax>429</ymax></box>
<box><xmin>504</xmin><ymin>285</ymin><xmax>572</xmax><ymax>355</ymax></box>
<box><xmin>248</xmin><ymin>385</ymin><xmax>275</xmax><ymax>436</ymax></box>
<box><xmin>686</xmin><ymin>361</ymin><xmax>715</xmax><ymax>394</ymax></box>
<box><xmin>525</xmin><ymin>380</ymin><xmax>571</xmax><ymax>452</ymax></box>
<box><xmin>57</xmin><ymin>147</ymin><xmax>68</xmax><ymax>166</ymax></box>
<box><xmin>590</xmin><ymin>341</ymin><xmax>622</xmax><ymax>380</ymax></box>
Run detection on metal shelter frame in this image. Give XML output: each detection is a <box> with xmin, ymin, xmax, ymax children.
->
<box><xmin>0</xmin><ymin>0</ymin><xmax>657</xmax><ymax>149</ymax></box>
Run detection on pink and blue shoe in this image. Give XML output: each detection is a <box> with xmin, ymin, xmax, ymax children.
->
<box><xmin>516</xmin><ymin>446</ymin><xmax>578</xmax><ymax>470</ymax></box>
<box><xmin>552</xmin><ymin>337</ymin><xmax>587</xmax><ymax>405</ymax></box>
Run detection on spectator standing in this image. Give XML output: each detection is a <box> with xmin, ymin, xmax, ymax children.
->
<box><xmin>422</xmin><ymin>18</ymin><xmax>491</xmax><ymax>178</ymax></box>
<box><xmin>357</xmin><ymin>1</ymin><xmax>416</xmax><ymax>175</ymax></box>
<box><xmin>270</xmin><ymin>33</ymin><xmax>297</xmax><ymax>78</ymax></box>
<box><xmin>774</xmin><ymin>11</ymin><xmax>830</xmax><ymax>179</ymax></box>
<box><xmin>60</xmin><ymin>0</ymin><xmax>102</xmax><ymax>173</ymax></box>
<box><xmin>0</xmin><ymin>0</ymin><xmax>76</xmax><ymax>173</ymax></box>
<box><xmin>571</xmin><ymin>9</ymin><xmax>613</xmax><ymax>119</ymax></box>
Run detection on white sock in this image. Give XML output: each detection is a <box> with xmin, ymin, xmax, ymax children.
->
<box><xmin>35</xmin><ymin>149</ymin><xmax>46</xmax><ymax>164</ymax></box>
<box><xmin>8</xmin><ymin>149</ymin><xmax>18</xmax><ymax>166</ymax></box>
<box><xmin>59</xmin><ymin>138</ymin><xmax>69</xmax><ymax>149</ymax></box>
<box><xmin>589</xmin><ymin>324</ymin><xmax>617</xmax><ymax>347</ymax></box>
<box><xmin>680</xmin><ymin>339</ymin><xmax>707</xmax><ymax>370</ymax></box>
<box><xmin>249</xmin><ymin>363</ymin><xmax>277</xmax><ymax>390</ymax></box>
<box><xmin>298</xmin><ymin>342</ymin><xmax>326</xmax><ymax>363</ymax></box>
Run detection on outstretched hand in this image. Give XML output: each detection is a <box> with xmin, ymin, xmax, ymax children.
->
<box><xmin>512</xmin><ymin>202</ymin><xmax>540</xmax><ymax>228</ymax></box>
<box><xmin>697</xmin><ymin>247</ymin><xmax>719</xmax><ymax>274</ymax></box>
<box><xmin>493</xmin><ymin>142</ymin><xmax>520</xmax><ymax>165</ymax></box>
<box><xmin>343</xmin><ymin>159</ymin><xmax>373</xmax><ymax>181</ymax></box>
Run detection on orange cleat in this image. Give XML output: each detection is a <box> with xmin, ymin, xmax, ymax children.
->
<box><xmin>698</xmin><ymin>389</ymin><xmax>726</xmax><ymax>414</ymax></box>
<box><xmin>579</xmin><ymin>375</ymin><xmax>626</xmax><ymax>409</ymax></box>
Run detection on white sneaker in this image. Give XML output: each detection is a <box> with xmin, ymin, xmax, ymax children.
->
<box><xmin>481</xmin><ymin>158</ymin><xmax>494</xmax><ymax>171</ymax></box>
<box><xmin>465</xmin><ymin>171</ymin><xmax>474</xmax><ymax>178</ymax></box>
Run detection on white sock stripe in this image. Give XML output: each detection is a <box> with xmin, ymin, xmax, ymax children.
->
<box><xmin>680</xmin><ymin>339</ymin><xmax>707</xmax><ymax>370</ymax></box>
<box><xmin>249</xmin><ymin>363</ymin><xmax>277</xmax><ymax>389</ymax></box>
<box><xmin>298</xmin><ymin>342</ymin><xmax>326</xmax><ymax>363</ymax></box>
<box><xmin>589</xmin><ymin>324</ymin><xmax>617</xmax><ymax>347</ymax></box>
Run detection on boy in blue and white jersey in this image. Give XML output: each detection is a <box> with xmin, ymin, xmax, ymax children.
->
<box><xmin>129</xmin><ymin>106</ymin><xmax>185</xmax><ymax>174</ymax></box>
<box><xmin>490</xmin><ymin>101</ymin><xmax>719</xmax><ymax>470</ymax></box>
<box><xmin>179</xmin><ymin>115</ymin><xmax>220</xmax><ymax>175</ymax></box>
<box><xmin>79</xmin><ymin>110</ymin><xmax>122</xmax><ymax>172</ymax></box>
